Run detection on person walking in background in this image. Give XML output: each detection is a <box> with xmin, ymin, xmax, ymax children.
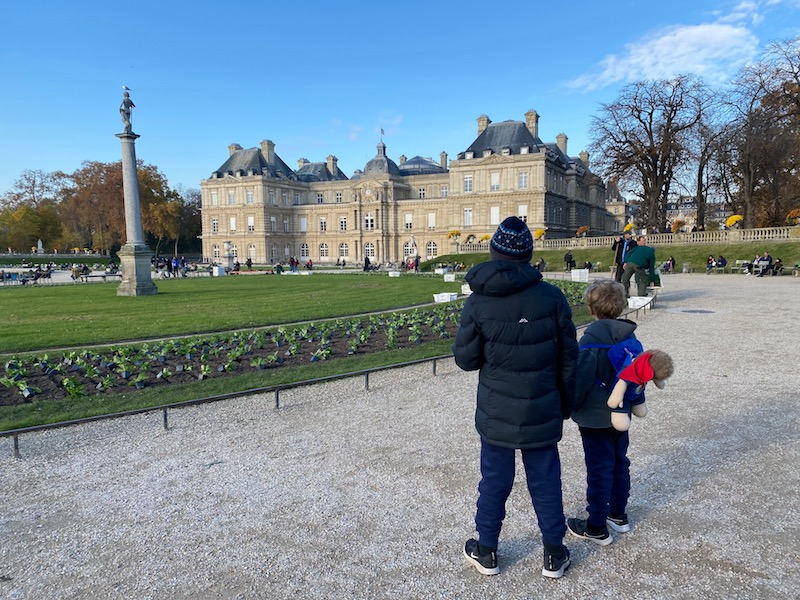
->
<box><xmin>621</xmin><ymin>236</ymin><xmax>656</xmax><ymax>297</ymax></box>
<box><xmin>567</xmin><ymin>280</ymin><xmax>641</xmax><ymax>548</ymax></box>
<box><xmin>454</xmin><ymin>216</ymin><xmax>578</xmax><ymax>579</ymax></box>
<box><xmin>612</xmin><ymin>230</ymin><xmax>637</xmax><ymax>283</ymax></box>
<box><xmin>564</xmin><ymin>250</ymin><xmax>574</xmax><ymax>272</ymax></box>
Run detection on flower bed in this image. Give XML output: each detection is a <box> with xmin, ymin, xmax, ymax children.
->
<box><xmin>0</xmin><ymin>302</ymin><xmax>465</xmax><ymax>406</ymax></box>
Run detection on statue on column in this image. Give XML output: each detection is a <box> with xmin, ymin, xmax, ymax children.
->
<box><xmin>120</xmin><ymin>87</ymin><xmax>135</xmax><ymax>134</ymax></box>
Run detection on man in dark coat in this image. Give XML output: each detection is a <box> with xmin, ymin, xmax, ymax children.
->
<box><xmin>453</xmin><ymin>216</ymin><xmax>578</xmax><ymax>579</ymax></box>
<box><xmin>612</xmin><ymin>230</ymin><xmax>637</xmax><ymax>282</ymax></box>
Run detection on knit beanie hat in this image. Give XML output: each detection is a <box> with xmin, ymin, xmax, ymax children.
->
<box><xmin>490</xmin><ymin>216</ymin><xmax>533</xmax><ymax>262</ymax></box>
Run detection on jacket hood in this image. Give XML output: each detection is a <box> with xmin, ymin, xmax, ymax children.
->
<box><xmin>581</xmin><ymin>318</ymin><xmax>638</xmax><ymax>346</ymax></box>
<box><xmin>465</xmin><ymin>260</ymin><xmax>542</xmax><ymax>298</ymax></box>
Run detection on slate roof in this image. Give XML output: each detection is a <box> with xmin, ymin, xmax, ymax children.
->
<box><xmin>459</xmin><ymin>120</ymin><xmax>543</xmax><ymax>158</ymax></box>
<box><xmin>398</xmin><ymin>156</ymin><xmax>447</xmax><ymax>176</ymax></box>
<box><xmin>363</xmin><ymin>141</ymin><xmax>400</xmax><ymax>177</ymax></box>
<box><xmin>211</xmin><ymin>148</ymin><xmax>296</xmax><ymax>179</ymax></box>
<box><xmin>296</xmin><ymin>162</ymin><xmax>349</xmax><ymax>182</ymax></box>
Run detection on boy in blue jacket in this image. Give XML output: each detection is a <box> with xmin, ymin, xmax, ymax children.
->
<box><xmin>568</xmin><ymin>279</ymin><xmax>638</xmax><ymax>545</ymax></box>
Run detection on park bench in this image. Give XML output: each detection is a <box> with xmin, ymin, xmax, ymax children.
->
<box><xmin>80</xmin><ymin>273</ymin><xmax>122</xmax><ymax>283</ymax></box>
<box><xmin>735</xmin><ymin>259</ymin><xmax>750</xmax><ymax>274</ymax></box>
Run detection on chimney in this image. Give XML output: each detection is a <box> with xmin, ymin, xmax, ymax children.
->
<box><xmin>260</xmin><ymin>139</ymin><xmax>275</xmax><ymax>164</ymax></box>
<box><xmin>556</xmin><ymin>133</ymin><xmax>568</xmax><ymax>155</ymax></box>
<box><xmin>477</xmin><ymin>114</ymin><xmax>492</xmax><ymax>135</ymax></box>
<box><xmin>440</xmin><ymin>151</ymin><xmax>448</xmax><ymax>169</ymax></box>
<box><xmin>579</xmin><ymin>151</ymin><xmax>589</xmax><ymax>168</ymax></box>
<box><xmin>399</xmin><ymin>154</ymin><xmax>407</xmax><ymax>165</ymax></box>
<box><xmin>326</xmin><ymin>155</ymin><xmax>338</xmax><ymax>175</ymax></box>
<box><xmin>228</xmin><ymin>143</ymin><xmax>242</xmax><ymax>157</ymax></box>
<box><xmin>525</xmin><ymin>109</ymin><xmax>539</xmax><ymax>138</ymax></box>
<box><xmin>297</xmin><ymin>158</ymin><xmax>309</xmax><ymax>170</ymax></box>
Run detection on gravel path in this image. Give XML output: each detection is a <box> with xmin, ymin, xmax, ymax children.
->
<box><xmin>1</xmin><ymin>273</ymin><xmax>798</xmax><ymax>599</ymax></box>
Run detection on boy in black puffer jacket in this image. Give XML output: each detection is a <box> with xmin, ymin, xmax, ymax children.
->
<box><xmin>454</xmin><ymin>216</ymin><xmax>578</xmax><ymax>579</ymax></box>
<box><xmin>567</xmin><ymin>279</ymin><xmax>639</xmax><ymax>547</ymax></box>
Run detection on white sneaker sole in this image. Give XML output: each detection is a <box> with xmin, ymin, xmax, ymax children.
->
<box><xmin>463</xmin><ymin>548</ymin><xmax>500</xmax><ymax>576</ymax></box>
<box><xmin>542</xmin><ymin>556</ymin><xmax>571</xmax><ymax>579</ymax></box>
<box><xmin>606</xmin><ymin>519</ymin><xmax>631</xmax><ymax>533</ymax></box>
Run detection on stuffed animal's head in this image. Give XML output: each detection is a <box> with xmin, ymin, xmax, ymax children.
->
<box><xmin>646</xmin><ymin>349</ymin><xmax>674</xmax><ymax>389</ymax></box>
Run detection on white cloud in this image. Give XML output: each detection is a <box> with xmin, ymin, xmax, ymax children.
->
<box><xmin>569</xmin><ymin>4</ymin><xmax>768</xmax><ymax>91</ymax></box>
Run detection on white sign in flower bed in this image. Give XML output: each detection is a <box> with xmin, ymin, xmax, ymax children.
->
<box><xmin>443</xmin><ymin>273</ymin><xmax>456</xmax><ymax>282</ymax></box>
<box><xmin>433</xmin><ymin>292</ymin><xmax>458</xmax><ymax>303</ymax></box>
<box><xmin>388</xmin><ymin>271</ymin><xmax>401</xmax><ymax>277</ymax></box>
<box><xmin>461</xmin><ymin>283</ymin><xmax>472</xmax><ymax>296</ymax></box>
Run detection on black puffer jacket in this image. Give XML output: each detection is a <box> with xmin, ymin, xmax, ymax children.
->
<box><xmin>453</xmin><ymin>260</ymin><xmax>578</xmax><ymax>449</ymax></box>
<box><xmin>572</xmin><ymin>318</ymin><xmax>639</xmax><ymax>429</ymax></box>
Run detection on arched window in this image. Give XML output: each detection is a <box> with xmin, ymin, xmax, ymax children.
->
<box><xmin>339</xmin><ymin>243</ymin><xmax>349</xmax><ymax>257</ymax></box>
<box><xmin>364</xmin><ymin>242</ymin><xmax>375</xmax><ymax>258</ymax></box>
<box><xmin>319</xmin><ymin>243</ymin><xmax>329</xmax><ymax>258</ymax></box>
<box><xmin>300</xmin><ymin>243</ymin><xmax>309</xmax><ymax>258</ymax></box>
<box><xmin>426</xmin><ymin>241</ymin><xmax>438</xmax><ymax>260</ymax></box>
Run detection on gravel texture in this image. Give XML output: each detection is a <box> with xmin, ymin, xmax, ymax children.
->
<box><xmin>1</xmin><ymin>273</ymin><xmax>799</xmax><ymax>599</ymax></box>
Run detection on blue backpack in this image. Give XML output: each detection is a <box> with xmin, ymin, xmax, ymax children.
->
<box><xmin>580</xmin><ymin>336</ymin><xmax>644</xmax><ymax>404</ymax></box>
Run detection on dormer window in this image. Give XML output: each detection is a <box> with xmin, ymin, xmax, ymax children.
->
<box><xmin>483</xmin><ymin>150</ymin><xmax>492</xmax><ymax>158</ymax></box>
<box><xmin>465</xmin><ymin>151</ymin><xmax>474</xmax><ymax>159</ymax></box>
<box><xmin>520</xmin><ymin>146</ymin><xmax>530</xmax><ymax>154</ymax></box>
<box><xmin>501</xmin><ymin>148</ymin><xmax>511</xmax><ymax>156</ymax></box>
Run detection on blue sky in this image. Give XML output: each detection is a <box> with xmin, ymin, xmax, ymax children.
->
<box><xmin>1</xmin><ymin>0</ymin><xmax>799</xmax><ymax>196</ymax></box>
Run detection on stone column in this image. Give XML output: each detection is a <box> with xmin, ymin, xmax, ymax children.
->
<box><xmin>115</xmin><ymin>95</ymin><xmax>157</xmax><ymax>296</ymax></box>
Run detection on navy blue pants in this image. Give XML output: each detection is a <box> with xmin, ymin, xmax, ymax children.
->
<box><xmin>579</xmin><ymin>426</ymin><xmax>631</xmax><ymax>528</ymax></box>
<box><xmin>475</xmin><ymin>439</ymin><xmax>566</xmax><ymax>549</ymax></box>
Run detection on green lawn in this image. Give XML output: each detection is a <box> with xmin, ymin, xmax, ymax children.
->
<box><xmin>0</xmin><ymin>273</ymin><xmax>464</xmax><ymax>354</ymax></box>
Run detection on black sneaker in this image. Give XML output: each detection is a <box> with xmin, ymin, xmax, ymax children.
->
<box><xmin>567</xmin><ymin>518</ymin><xmax>613</xmax><ymax>546</ymax></box>
<box><xmin>606</xmin><ymin>513</ymin><xmax>631</xmax><ymax>533</ymax></box>
<box><xmin>542</xmin><ymin>544</ymin><xmax>571</xmax><ymax>579</ymax></box>
<box><xmin>463</xmin><ymin>539</ymin><xmax>499</xmax><ymax>576</ymax></box>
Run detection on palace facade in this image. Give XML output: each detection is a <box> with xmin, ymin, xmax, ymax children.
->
<box><xmin>199</xmin><ymin>110</ymin><xmax>615</xmax><ymax>265</ymax></box>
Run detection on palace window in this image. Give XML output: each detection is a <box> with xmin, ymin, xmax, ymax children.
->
<box><xmin>336</xmin><ymin>191</ymin><xmax>342</xmax><ymax>203</ymax></box>
<box><xmin>300</xmin><ymin>243</ymin><xmax>309</xmax><ymax>258</ymax></box>
<box><xmin>490</xmin><ymin>206</ymin><xmax>500</xmax><ymax>225</ymax></box>
<box><xmin>490</xmin><ymin>172</ymin><xmax>500</xmax><ymax>191</ymax></box>
<box><xmin>210</xmin><ymin>191</ymin><xmax>218</xmax><ymax>206</ymax></box>
<box><xmin>427</xmin><ymin>212</ymin><xmax>436</xmax><ymax>230</ymax></box>
<box><xmin>364</xmin><ymin>213</ymin><xmax>375</xmax><ymax>231</ymax></box>
<box><xmin>212</xmin><ymin>244</ymin><xmax>220</xmax><ymax>259</ymax></box>
<box><xmin>339</xmin><ymin>243</ymin><xmax>349</xmax><ymax>257</ymax></box>
<box><xmin>463</xmin><ymin>208</ymin><xmax>473</xmax><ymax>227</ymax></box>
<box><xmin>405</xmin><ymin>213</ymin><xmax>413</xmax><ymax>231</ymax></box>
<box><xmin>228</xmin><ymin>191</ymin><xmax>235</xmax><ymax>205</ymax></box>
<box><xmin>518</xmin><ymin>205</ymin><xmax>528</xmax><ymax>223</ymax></box>
<box><xmin>364</xmin><ymin>242</ymin><xmax>375</xmax><ymax>258</ymax></box>
<box><xmin>319</xmin><ymin>243</ymin><xmax>329</xmax><ymax>258</ymax></box>
<box><xmin>212</xmin><ymin>218</ymin><xmax>219</xmax><ymax>234</ymax></box>
<box><xmin>269</xmin><ymin>189</ymin><xmax>276</xmax><ymax>205</ymax></box>
<box><xmin>320</xmin><ymin>217</ymin><xmax>327</xmax><ymax>233</ymax></box>
<box><xmin>339</xmin><ymin>216</ymin><xmax>347</xmax><ymax>232</ymax></box>
<box><xmin>270</xmin><ymin>216</ymin><xmax>277</xmax><ymax>232</ymax></box>
<box><xmin>463</xmin><ymin>175</ymin><xmax>473</xmax><ymax>193</ymax></box>
<box><xmin>440</xmin><ymin>185</ymin><xmax>448</xmax><ymax>198</ymax></box>
<box><xmin>518</xmin><ymin>171</ymin><xmax>529</xmax><ymax>190</ymax></box>
<box><xmin>281</xmin><ymin>191</ymin><xmax>288</xmax><ymax>206</ymax></box>
<box><xmin>283</xmin><ymin>217</ymin><xmax>289</xmax><ymax>232</ymax></box>
<box><xmin>229</xmin><ymin>217</ymin><xmax>236</xmax><ymax>233</ymax></box>
<box><xmin>246</xmin><ymin>189</ymin><xmax>254</xmax><ymax>204</ymax></box>
<box><xmin>418</xmin><ymin>187</ymin><xmax>426</xmax><ymax>199</ymax></box>
<box><xmin>247</xmin><ymin>215</ymin><xmax>255</xmax><ymax>232</ymax></box>
<box><xmin>317</xmin><ymin>193</ymin><xmax>324</xmax><ymax>204</ymax></box>
<box><xmin>426</xmin><ymin>241</ymin><xmax>438</xmax><ymax>259</ymax></box>
<box><xmin>294</xmin><ymin>192</ymin><xmax>300</xmax><ymax>205</ymax></box>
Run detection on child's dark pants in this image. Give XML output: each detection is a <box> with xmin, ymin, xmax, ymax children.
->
<box><xmin>579</xmin><ymin>426</ymin><xmax>631</xmax><ymax>528</ymax></box>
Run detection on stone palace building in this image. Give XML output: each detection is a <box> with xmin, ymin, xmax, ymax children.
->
<box><xmin>199</xmin><ymin>110</ymin><xmax>615</xmax><ymax>265</ymax></box>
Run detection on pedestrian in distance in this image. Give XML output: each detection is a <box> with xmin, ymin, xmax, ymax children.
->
<box><xmin>453</xmin><ymin>216</ymin><xmax>578</xmax><ymax>579</ymax></box>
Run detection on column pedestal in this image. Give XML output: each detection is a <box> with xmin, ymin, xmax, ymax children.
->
<box><xmin>117</xmin><ymin>244</ymin><xmax>157</xmax><ymax>296</ymax></box>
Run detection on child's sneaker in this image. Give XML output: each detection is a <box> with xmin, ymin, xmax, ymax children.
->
<box><xmin>567</xmin><ymin>518</ymin><xmax>613</xmax><ymax>546</ymax></box>
<box><xmin>542</xmin><ymin>544</ymin><xmax>571</xmax><ymax>579</ymax></box>
<box><xmin>606</xmin><ymin>513</ymin><xmax>631</xmax><ymax>533</ymax></box>
<box><xmin>463</xmin><ymin>539</ymin><xmax>499</xmax><ymax>576</ymax></box>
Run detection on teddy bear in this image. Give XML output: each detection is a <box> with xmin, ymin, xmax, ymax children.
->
<box><xmin>607</xmin><ymin>349</ymin><xmax>674</xmax><ymax>431</ymax></box>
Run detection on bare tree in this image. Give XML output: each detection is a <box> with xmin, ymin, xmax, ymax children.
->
<box><xmin>589</xmin><ymin>75</ymin><xmax>708</xmax><ymax>230</ymax></box>
<box><xmin>0</xmin><ymin>170</ymin><xmax>67</xmax><ymax>209</ymax></box>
